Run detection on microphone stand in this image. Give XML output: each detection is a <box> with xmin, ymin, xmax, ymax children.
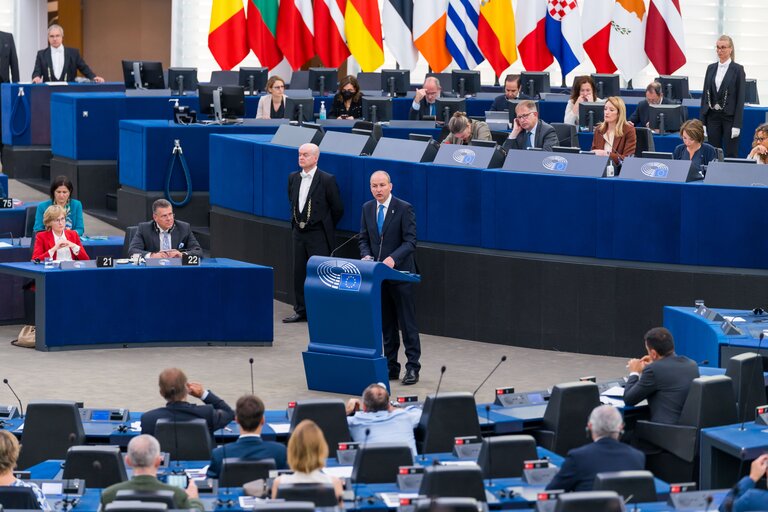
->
<box><xmin>3</xmin><ymin>378</ymin><xmax>24</xmax><ymax>417</ymax></box>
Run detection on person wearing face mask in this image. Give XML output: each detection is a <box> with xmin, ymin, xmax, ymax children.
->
<box><xmin>329</xmin><ymin>75</ymin><xmax>363</xmax><ymax>120</ymax></box>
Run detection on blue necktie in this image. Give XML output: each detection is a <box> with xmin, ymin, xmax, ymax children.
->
<box><xmin>377</xmin><ymin>204</ymin><xmax>385</xmax><ymax>234</ymax></box>
<box><xmin>527</xmin><ymin>132</ymin><xmax>534</xmax><ymax>149</ymax></box>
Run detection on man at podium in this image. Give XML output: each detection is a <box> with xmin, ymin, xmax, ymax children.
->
<box><xmin>359</xmin><ymin>171</ymin><xmax>421</xmax><ymax>385</ymax></box>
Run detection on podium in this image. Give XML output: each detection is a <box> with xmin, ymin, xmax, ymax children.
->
<box><xmin>302</xmin><ymin>256</ymin><xmax>421</xmax><ymax>395</ymax></box>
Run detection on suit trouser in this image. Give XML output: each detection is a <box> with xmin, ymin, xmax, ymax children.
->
<box><xmin>382</xmin><ymin>281</ymin><xmax>421</xmax><ymax>373</ymax></box>
<box><xmin>705</xmin><ymin>111</ymin><xmax>740</xmax><ymax>158</ymax></box>
<box><xmin>291</xmin><ymin>225</ymin><xmax>330</xmax><ymax>315</ymax></box>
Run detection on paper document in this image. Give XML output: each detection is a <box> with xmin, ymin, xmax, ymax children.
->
<box><xmin>0</xmin><ymin>242</ymin><xmax>12</xmax><ymax>247</ymax></box>
<box><xmin>600</xmin><ymin>386</ymin><xmax>625</xmax><ymax>397</ymax></box>
<box><xmin>322</xmin><ymin>466</ymin><xmax>353</xmax><ymax>478</ymax></box>
<box><xmin>268</xmin><ymin>423</ymin><xmax>291</xmax><ymax>434</ymax></box>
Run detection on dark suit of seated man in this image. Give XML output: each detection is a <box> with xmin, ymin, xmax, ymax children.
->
<box><xmin>628</xmin><ymin>81</ymin><xmax>687</xmax><ymax>132</ymax></box>
<box><xmin>409</xmin><ymin>76</ymin><xmax>446</xmax><ymax>120</ymax></box>
<box><xmin>490</xmin><ymin>73</ymin><xmax>532</xmax><ymax>111</ymax></box>
<box><xmin>546</xmin><ymin>405</ymin><xmax>645</xmax><ymax>492</ymax></box>
<box><xmin>101</xmin><ymin>434</ymin><xmax>204</xmax><ymax>511</ymax></box>
<box><xmin>31</xmin><ymin>24</ymin><xmax>103</xmax><ymax>83</ymax></box>
<box><xmin>141</xmin><ymin>367</ymin><xmax>234</xmax><ymax>437</ymax></box>
<box><xmin>720</xmin><ymin>454</ymin><xmax>768</xmax><ymax>512</ymax></box>
<box><xmin>623</xmin><ymin>327</ymin><xmax>700</xmax><ymax>425</ymax></box>
<box><xmin>207</xmin><ymin>394</ymin><xmax>287</xmax><ymax>478</ymax></box>
<box><xmin>129</xmin><ymin>198</ymin><xmax>203</xmax><ymax>259</ymax></box>
<box><xmin>503</xmin><ymin>100</ymin><xmax>559</xmax><ymax>152</ymax></box>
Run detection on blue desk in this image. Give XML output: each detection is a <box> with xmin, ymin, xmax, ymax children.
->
<box><xmin>700</xmin><ymin>422</ymin><xmax>768</xmax><ymax>489</ymax></box>
<box><xmin>0</xmin><ymin>258</ymin><xmax>273</xmax><ymax>350</ymax></box>
<box><xmin>0</xmin><ymin>200</ymin><xmax>37</xmax><ymax>238</ymax></box>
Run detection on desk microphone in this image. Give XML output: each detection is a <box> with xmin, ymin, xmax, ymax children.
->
<box><xmin>484</xmin><ymin>405</ymin><xmax>493</xmax><ymax>487</ymax></box>
<box><xmin>249</xmin><ymin>358</ymin><xmax>255</xmax><ymax>395</ymax></box>
<box><xmin>420</xmin><ymin>366</ymin><xmax>446</xmax><ymax>463</ymax></box>
<box><xmin>739</xmin><ymin>332</ymin><xmax>765</xmax><ymax>431</ymax></box>
<box><xmin>330</xmin><ymin>233</ymin><xmax>360</xmax><ymax>258</ymax></box>
<box><xmin>3</xmin><ymin>379</ymin><xmax>24</xmax><ymax>417</ymax></box>
<box><xmin>168</xmin><ymin>389</ymin><xmax>183</xmax><ymax>474</ymax></box>
<box><xmin>0</xmin><ymin>232</ymin><xmax>15</xmax><ymax>247</ymax></box>
<box><xmin>472</xmin><ymin>356</ymin><xmax>507</xmax><ymax>397</ymax></box>
<box><xmin>352</xmin><ymin>428</ymin><xmax>370</xmax><ymax>505</ymax></box>
<box><xmin>377</xmin><ymin>234</ymin><xmax>384</xmax><ymax>262</ymax></box>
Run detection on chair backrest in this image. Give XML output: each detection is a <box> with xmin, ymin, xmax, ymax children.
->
<box><xmin>551</xmin><ymin>122</ymin><xmax>578</xmax><ymax>147</ymax></box>
<box><xmin>289</xmin><ymin>71</ymin><xmax>309</xmax><ymax>89</ymax></box>
<box><xmin>542</xmin><ymin>382</ymin><xmax>601</xmax><ymax>456</ymax></box>
<box><xmin>356</xmin><ymin>72</ymin><xmax>381</xmax><ymax>91</ymax></box>
<box><xmin>154</xmin><ymin>418</ymin><xmax>213</xmax><ymax>460</ymax></box>
<box><xmin>114</xmin><ymin>490</ymin><xmax>176</xmax><ymax>509</ymax></box>
<box><xmin>62</xmin><ymin>445</ymin><xmax>128</xmax><ymax>488</ymax></box>
<box><xmin>105</xmin><ymin>502</ymin><xmax>168</xmax><ymax>512</ymax></box>
<box><xmin>289</xmin><ymin>399</ymin><xmax>351</xmax><ymax>454</ymax></box>
<box><xmin>555</xmin><ymin>491</ymin><xmax>624</xmax><ymax>512</ymax></box>
<box><xmin>17</xmin><ymin>400</ymin><xmax>85</xmax><ymax>469</ymax></box>
<box><xmin>634</xmin><ymin>127</ymin><xmax>655</xmax><ymax>156</ymax></box>
<box><xmin>352</xmin><ymin>120</ymin><xmax>383</xmax><ymax>141</ymax></box>
<box><xmin>416</xmin><ymin>392</ymin><xmax>482</xmax><ymax>454</ymax></box>
<box><xmin>725</xmin><ymin>352</ymin><xmax>767</xmax><ymax>421</ymax></box>
<box><xmin>123</xmin><ymin>226</ymin><xmax>139</xmax><ymax>258</ymax></box>
<box><xmin>418</xmin><ymin>465</ymin><xmax>487</xmax><ymax>502</ymax></box>
<box><xmin>592</xmin><ymin>470</ymin><xmax>657</xmax><ymax>503</ymax></box>
<box><xmin>414</xmin><ymin>497</ymin><xmax>481</xmax><ymax>512</ymax></box>
<box><xmin>275</xmin><ymin>483</ymin><xmax>338</xmax><ymax>507</ymax></box>
<box><xmin>476</xmin><ymin>435</ymin><xmax>537</xmax><ymax>478</ymax></box>
<box><xmin>209</xmin><ymin>71</ymin><xmax>238</xmax><ymax>86</ymax></box>
<box><xmin>351</xmin><ymin>443</ymin><xmax>414</xmax><ymax>483</ymax></box>
<box><xmin>490</xmin><ymin>130</ymin><xmax>509</xmax><ymax>147</ymax></box>
<box><xmin>219</xmin><ymin>457</ymin><xmax>276</xmax><ymax>487</ymax></box>
<box><xmin>0</xmin><ymin>486</ymin><xmax>40</xmax><ymax>510</ymax></box>
<box><xmin>678</xmin><ymin>375</ymin><xmax>738</xmax><ymax>429</ymax></box>
<box><xmin>24</xmin><ymin>205</ymin><xmax>37</xmax><ymax>238</ymax></box>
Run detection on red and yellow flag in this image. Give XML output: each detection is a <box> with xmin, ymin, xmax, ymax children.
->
<box><xmin>345</xmin><ymin>0</ymin><xmax>384</xmax><ymax>72</ymax></box>
<box><xmin>209</xmin><ymin>0</ymin><xmax>249</xmax><ymax>70</ymax></box>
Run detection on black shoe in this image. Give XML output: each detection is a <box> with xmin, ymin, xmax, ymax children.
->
<box><xmin>282</xmin><ymin>313</ymin><xmax>307</xmax><ymax>323</ymax></box>
<box><xmin>402</xmin><ymin>369</ymin><xmax>419</xmax><ymax>385</ymax></box>
<box><xmin>388</xmin><ymin>368</ymin><xmax>400</xmax><ymax>380</ymax></box>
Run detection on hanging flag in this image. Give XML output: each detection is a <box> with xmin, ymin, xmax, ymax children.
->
<box><xmin>478</xmin><ymin>0</ymin><xmax>517</xmax><ymax>78</ymax></box>
<box><xmin>446</xmin><ymin>0</ymin><xmax>484</xmax><ymax>70</ymax></box>
<box><xmin>276</xmin><ymin>0</ymin><xmax>315</xmax><ymax>70</ymax></box>
<box><xmin>545</xmin><ymin>0</ymin><xmax>583</xmax><ymax>77</ymax></box>
<box><xmin>645</xmin><ymin>0</ymin><xmax>686</xmax><ymax>75</ymax></box>
<box><xmin>413</xmin><ymin>0</ymin><xmax>453</xmax><ymax>73</ymax></box>
<box><xmin>346</xmin><ymin>0</ymin><xmax>384</xmax><ymax>71</ymax></box>
<box><xmin>516</xmin><ymin>0</ymin><xmax>553</xmax><ymax>71</ymax></box>
<box><xmin>382</xmin><ymin>0</ymin><xmax>419</xmax><ymax>70</ymax></box>
<box><xmin>609</xmin><ymin>0</ymin><xmax>648</xmax><ymax>80</ymax></box>
<box><xmin>246</xmin><ymin>0</ymin><xmax>283</xmax><ymax>70</ymax></box>
<box><xmin>582</xmin><ymin>0</ymin><xmax>616</xmax><ymax>73</ymax></box>
<box><xmin>208</xmin><ymin>0</ymin><xmax>248</xmax><ymax>70</ymax></box>
<box><xmin>315</xmin><ymin>0</ymin><xmax>350</xmax><ymax>67</ymax></box>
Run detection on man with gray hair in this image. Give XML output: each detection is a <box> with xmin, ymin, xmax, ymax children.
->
<box><xmin>545</xmin><ymin>405</ymin><xmax>645</xmax><ymax>492</ymax></box>
<box><xmin>32</xmin><ymin>24</ymin><xmax>103</xmax><ymax>83</ymax></box>
<box><xmin>100</xmin><ymin>435</ymin><xmax>204</xmax><ymax>510</ymax></box>
<box><xmin>409</xmin><ymin>76</ymin><xmax>444</xmax><ymax>120</ymax></box>
<box><xmin>129</xmin><ymin>198</ymin><xmax>203</xmax><ymax>259</ymax></box>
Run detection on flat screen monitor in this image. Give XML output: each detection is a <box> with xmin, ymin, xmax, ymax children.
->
<box><xmin>648</xmin><ymin>104</ymin><xmax>684</xmax><ymax>133</ymax></box>
<box><xmin>197</xmin><ymin>84</ymin><xmax>245</xmax><ymax>121</ymax></box>
<box><xmin>122</xmin><ymin>60</ymin><xmax>165</xmax><ymax>90</ymax></box>
<box><xmin>308</xmin><ymin>67</ymin><xmax>338</xmax><ymax>95</ymax></box>
<box><xmin>381</xmin><ymin>69</ymin><xmax>410</xmax><ymax>97</ymax></box>
<box><xmin>641</xmin><ymin>151</ymin><xmax>674</xmax><ymax>160</ymax></box>
<box><xmin>657</xmin><ymin>75</ymin><xmax>690</xmax><ymax>102</ymax></box>
<box><xmin>361</xmin><ymin>97</ymin><xmax>393</xmax><ymax>123</ymax></box>
<box><xmin>520</xmin><ymin>71</ymin><xmax>551</xmax><ymax>99</ymax></box>
<box><xmin>590</xmin><ymin>74</ymin><xmax>620</xmax><ymax>99</ymax></box>
<box><xmin>285</xmin><ymin>97</ymin><xmax>315</xmax><ymax>123</ymax></box>
<box><xmin>238</xmin><ymin>67</ymin><xmax>268</xmax><ymax>95</ymax></box>
<box><xmin>723</xmin><ymin>157</ymin><xmax>756</xmax><ymax>164</ymax></box>
<box><xmin>409</xmin><ymin>133</ymin><xmax>434</xmax><ymax>143</ymax></box>
<box><xmin>553</xmin><ymin>146</ymin><xmax>581</xmax><ymax>154</ymax></box>
<box><xmin>356</xmin><ymin>72</ymin><xmax>381</xmax><ymax>91</ymax></box>
<box><xmin>435</xmin><ymin>98</ymin><xmax>466</xmax><ymax>124</ymax></box>
<box><xmin>578</xmin><ymin>102</ymin><xmax>605</xmax><ymax>131</ymax></box>
<box><xmin>746</xmin><ymin>79</ymin><xmax>760</xmax><ymax>104</ymax></box>
<box><xmin>167</xmin><ymin>67</ymin><xmax>198</xmax><ymax>96</ymax></box>
<box><xmin>452</xmin><ymin>70</ymin><xmax>481</xmax><ymax>97</ymax></box>
<box><xmin>469</xmin><ymin>139</ymin><xmax>497</xmax><ymax>148</ymax></box>
<box><xmin>426</xmin><ymin>72</ymin><xmax>452</xmax><ymax>91</ymax></box>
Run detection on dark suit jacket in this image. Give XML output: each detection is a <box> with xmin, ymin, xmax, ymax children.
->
<box><xmin>502</xmin><ymin>120</ymin><xmax>559</xmax><ymax>152</ymax></box>
<box><xmin>288</xmin><ymin>168</ymin><xmax>344</xmax><ymax>248</ymax></box>
<box><xmin>101</xmin><ymin>475</ymin><xmax>204</xmax><ymax>511</ymax></box>
<box><xmin>128</xmin><ymin>220</ymin><xmax>203</xmax><ymax>258</ymax></box>
<box><xmin>407</xmin><ymin>92</ymin><xmax>456</xmax><ymax>120</ymax></box>
<box><xmin>358</xmin><ymin>196</ymin><xmax>417</xmax><ymax>273</ymax></box>
<box><xmin>701</xmin><ymin>61</ymin><xmax>746</xmax><ymax>128</ymax></box>
<box><xmin>140</xmin><ymin>392</ymin><xmax>234</xmax><ymax>436</ymax></box>
<box><xmin>673</xmin><ymin>142</ymin><xmax>719</xmax><ymax>171</ymax></box>
<box><xmin>545</xmin><ymin>437</ymin><xmax>645</xmax><ymax>492</ymax></box>
<box><xmin>32</xmin><ymin>46</ymin><xmax>96</xmax><ymax>82</ymax></box>
<box><xmin>623</xmin><ymin>354</ymin><xmax>700</xmax><ymax>424</ymax></box>
<box><xmin>591</xmin><ymin>123</ymin><xmax>637</xmax><ymax>165</ymax></box>
<box><xmin>207</xmin><ymin>436</ymin><xmax>288</xmax><ymax>477</ymax></box>
<box><xmin>490</xmin><ymin>92</ymin><xmax>532</xmax><ymax>111</ymax></box>
<box><xmin>0</xmin><ymin>31</ymin><xmax>19</xmax><ymax>83</ymax></box>
<box><xmin>719</xmin><ymin>476</ymin><xmax>768</xmax><ymax>512</ymax></box>
<box><xmin>629</xmin><ymin>96</ymin><xmax>684</xmax><ymax>128</ymax></box>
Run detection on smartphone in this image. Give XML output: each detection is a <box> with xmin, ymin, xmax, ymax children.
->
<box><xmin>164</xmin><ymin>473</ymin><xmax>189</xmax><ymax>489</ymax></box>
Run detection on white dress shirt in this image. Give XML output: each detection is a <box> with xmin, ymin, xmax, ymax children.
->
<box><xmin>51</xmin><ymin>45</ymin><xmax>65</xmax><ymax>80</ymax></box>
<box><xmin>715</xmin><ymin>59</ymin><xmax>731</xmax><ymax>91</ymax></box>
<box><xmin>298</xmin><ymin>167</ymin><xmax>316</xmax><ymax>213</ymax></box>
<box><xmin>51</xmin><ymin>230</ymin><xmax>79</xmax><ymax>261</ymax></box>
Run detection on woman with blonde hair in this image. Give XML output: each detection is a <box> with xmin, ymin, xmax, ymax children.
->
<box><xmin>443</xmin><ymin>111</ymin><xmax>492</xmax><ymax>145</ymax></box>
<box><xmin>0</xmin><ymin>430</ymin><xmax>52</xmax><ymax>510</ymax></box>
<box><xmin>748</xmin><ymin>124</ymin><xmax>768</xmax><ymax>164</ymax></box>
<box><xmin>32</xmin><ymin>204</ymin><xmax>89</xmax><ymax>262</ymax></box>
<box><xmin>591</xmin><ymin>96</ymin><xmax>636</xmax><ymax>166</ymax></box>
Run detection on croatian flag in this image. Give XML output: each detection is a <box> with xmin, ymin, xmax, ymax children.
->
<box><xmin>545</xmin><ymin>0</ymin><xmax>583</xmax><ymax>78</ymax></box>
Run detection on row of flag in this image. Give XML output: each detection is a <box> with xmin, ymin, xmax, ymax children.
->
<box><xmin>208</xmin><ymin>0</ymin><xmax>687</xmax><ymax>81</ymax></box>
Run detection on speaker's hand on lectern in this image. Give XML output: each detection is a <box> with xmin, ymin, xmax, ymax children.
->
<box><xmin>361</xmin><ymin>255</ymin><xmax>374</xmax><ymax>261</ymax></box>
<box><xmin>382</xmin><ymin>257</ymin><xmax>395</xmax><ymax>268</ymax></box>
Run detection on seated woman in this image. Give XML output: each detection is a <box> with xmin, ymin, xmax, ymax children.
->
<box><xmin>748</xmin><ymin>123</ymin><xmax>768</xmax><ymax>164</ymax></box>
<box><xmin>271</xmin><ymin>419</ymin><xmax>344</xmax><ymax>503</ymax></box>
<box><xmin>592</xmin><ymin>96</ymin><xmax>636</xmax><ymax>167</ymax></box>
<box><xmin>564</xmin><ymin>75</ymin><xmax>602</xmax><ymax>126</ymax></box>
<box><xmin>673</xmin><ymin>119</ymin><xmax>718</xmax><ymax>171</ymax></box>
<box><xmin>330</xmin><ymin>75</ymin><xmax>363</xmax><ymax>120</ymax></box>
<box><xmin>442</xmin><ymin>111</ymin><xmax>492</xmax><ymax>145</ymax></box>
<box><xmin>0</xmin><ymin>430</ymin><xmax>52</xmax><ymax>511</ymax></box>
<box><xmin>256</xmin><ymin>75</ymin><xmax>287</xmax><ymax>119</ymax></box>
<box><xmin>33</xmin><ymin>175</ymin><xmax>84</xmax><ymax>235</ymax></box>
<box><xmin>32</xmin><ymin>204</ymin><xmax>89</xmax><ymax>262</ymax></box>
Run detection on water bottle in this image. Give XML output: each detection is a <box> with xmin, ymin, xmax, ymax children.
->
<box><xmin>319</xmin><ymin>101</ymin><xmax>327</xmax><ymax>120</ymax></box>
<box><xmin>606</xmin><ymin>160</ymin><xmax>615</xmax><ymax>177</ymax></box>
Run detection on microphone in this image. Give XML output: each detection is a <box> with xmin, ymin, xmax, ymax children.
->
<box><xmin>0</xmin><ymin>232</ymin><xmax>15</xmax><ymax>247</ymax></box>
<box><xmin>473</xmin><ymin>356</ymin><xmax>507</xmax><ymax>397</ymax></box>
<box><xmin>484</xmin><ymin>405</ymin><xmax>493</xmax><ymax>487</ymax></box>
<box><xmin>704</xmin><ymin>494</ymin><xmax>713</xmax><ymax>512</ymax></box>
<box><xmin>352</xmin><ymin>428</ymin><xmax>370</xmax><ymax>504</ymax></box>
<box><xmin>421</xmin><ymin>366</ymin><xmax>446</xmax><ymax>463</ymax></box>
<box><xmin>168</xmin><ymin>388</ymin><xmax>182</xmax><ymax>474</ymax></box>
<box><xmin>377</xmin><ymin>233</ymin><xmax>384</xmax><ymax>262</ymax></box>
<box><xmin>330</xmin><ymin>233</ymin><xmax>360</xmax><ymax>257</ymax></box>
<box><xmin>739</xmin><ymin>332</ymin><xmax>765</xmax><ymax>431</ymax></box>
<box><xmin>249</xmin><ymin>358</ymin><xmax>255</xmax><ymax>395</ymax></box>
<box><xmin>3</xmin><ymin>379</ymin><xmax>24</xmax><ymax>417</ymax></box>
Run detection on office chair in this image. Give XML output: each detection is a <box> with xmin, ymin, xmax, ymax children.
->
<box><xmin>105</xmin><ymin>502</ymin><xmax>168</xmax><ymax>512</ymax></box>
<box><xmin>123</xmin><ymin>226</ymin><xmax>138</xmax><ymax>258</ymax></box>
<box><xmin>209</xmin><ymin>71</ymin><xmax>238</xmax><ymax>86</ymax></box>
<box><xmin>351</xmin><ymin>443</ymin><xmax>414</xmax><ymax>484</ymax></box>
<box><xmin>288</xmin><ymin>399</ymin><xmax>351</xmax><ymax>455</ymax></box>
<box><xmin>634</xmin><ymin>127</ymin><xmax>656</xmax><ymax>157</ymax></box>
<box><xmin>477</xmin><ymin>435</ymin><xmax>537</xmax><ymax>479</ymax></box>
<box><xmin>114</xmin><ymin>490</ymin><xmax>176</xmax><ymax>509</ymax></box>
<box><xmin>725</xmin><ymin>352</ymin><xmax>767</xmax><ymax>421</ymax></box>
<box><xmin>416</xmin><ymin>392</ymin><xmax>482</xmax><ymax>454</ymax></box>
<box><xmin>352</xmin><ymin>120</ymin><xmax>382</xmax><ymax>141</ymax></box>
<box><xmin>592</xmin><ymin>470</ymin><xmax>657</xmax><ymax>504</ymax></box>
<box><xmin>0</xmin><ymin>486</ymin><xmax>40</xmax><ymax>509</ymax></box>
<box><xmin>62</xmin><ymin>445</ymin><xmax>128</xmax><ymax>488</ymax></box>
<box><xmin>23</xmin><ymin>204</ymin><xmax>37</xmax><ymax>238</ymax></box>
<box><xmin>413</xmin><ymin>497</ymin><xmax>483</xmax><ymax>512</ymax></box>
<box><xmin>219</xmin><ymin>458</ymin><xmax>276</xmax><ymax>487</ymax></box>
<box><xmin>154</xmin><ymin>418</ymin><xmax>212</xmax><ymax>460</ymax></box>
<box><xmin>554</xmin><ymin>490</ymin><xmax>624</xmax><ymax>512</ymax></box>
<box><xmin>275</xmin><ymin>483</ymin><xmax>338</xmax><ymax>507</ymax></box>
<box><xmin>418</xmin><ymin>465</ymin><xmax>487</xmax><ymax>502</ymax></box>
<box><xmin>551</xmin><ymin>122</ymin><xmax>578</xmax><ymax>147</ymax></box>
<box><xmin>533</xmin><ymin>381</ymin><xmax>600</xmax><ymax>456</ymax></box>
<box><xmin>17</xmin><ymin>400</ymin><xmax>85</xmax><ymax>469</ymax></box>
<box><xmin>288</xmin><ymin>71</ymin><xmax>309</xmax><ymax>90</ymax></box>
<box><xmin>356</xmin><ymin>72</ymin><xmax>381</xmax><ymax>91</ymax></box>
<box><xmin>490</xmin><ymin>130</ymin><xmax>510</xmax><ymax>147</ymax></box>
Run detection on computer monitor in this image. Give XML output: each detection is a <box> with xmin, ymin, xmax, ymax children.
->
<box><xmin>238</xmin><ymin>67</ymin><xmax>268</xmax><ymax>96</ymax></box>
<box><xmin>308</xmin><ymin>68</ymin><xmax>338</xmax><ymax>95</ymax></box>
<box><xmin>520</xmin><ymin>71</ymin><xmax>551</xmax><ymax>99</ymax></box>
<box><xmin>578</xmin><ymin>102</ymin><xmax>605</xmax><ymax>131</ymax></box>
<box><xmin>285</xmin><ymin>97</ymin><xmax>315</xmax><ymax>123</ymax></box>
<box><xmin>452</xmin><ymin>70</ymin><xmax>481</xmax><ymax>97</ymax></box>
<box><xmin>381</xmin><ymin>69</ymin><xmax>410</xmax><ymax>97</ymax></box>
<box><xmin>657</xmin><ymin>75</ymin><xmax>690</xmax><ymax>102</ymax></box>
<box><xmin>723</xmin><ymin>157</ymin><xmax>757</xmax><ymax>164</ymax></box>
<box><xmin>197</xmin><ymin>84</ymin><xmax>245</xmax><ymax>122</ymax></box>
<box><xmin>648</xmin><ymin>104</ymin><xmax>684</xmax><ymax>133</ymax></box>
<box><xmin>641</xmin><ymin>151</ymin><xmax>674</xmax><ymax>160</ymax></box>
<box><xmin>746</xmin><ymin>79</ymin><xmax>760</xmax><ymax>104</ymax></box>
<box><xmin>361</xmin><ymin>97</ymin><xmax>393</xmax><ymax>123</ymax></box>
<box><xmin>436</xmin><ymin>98</ymin><xmax>467</xmax><ymax>124</ymax></box>
<box><xmin>469</xmin><ymin>139</ymin><xmax>497</xmax><ymax>149</ymax></box>
<box><xmin>409</xmin><ymin>133</ymin><xmax>434</xmax><ymax>143</ymax></box>
<box><xmin>121</xmin><ymin>60</ymin><xmax>165</xmax><ymax>90</ymax></box>
<box><xmin>167</xmin><ymin>67</ymin><xmax>198</xmax><ymax>96</ymax></box>
<box><xmin>553</xmin><ymin>146</ymin><xmax>581</xmax><ymax>154</ymax></box>
<box><xmin>590</xmin><ymin>74</ymin><xmax>620</xmax><ymax>99</ymax></box>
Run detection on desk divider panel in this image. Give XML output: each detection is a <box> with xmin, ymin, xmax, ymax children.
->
<box><xmin>209</xmin><ymin>134</ymin><xmax>259</xmax><ymax>215</ymax></box>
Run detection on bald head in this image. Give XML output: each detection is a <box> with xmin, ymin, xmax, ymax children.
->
<box><xmin>362</xmin><ymin>383</ymin><xmax>390</xmax><ymax>412</ymax></box>
<box><xmin>369</xmin><ymin>170</ymin><xmax>393</xmax><ymax>203</ymax></box>
<box><xmin>298</xmin><ymin>143</ymin><xmax>319</xmax><ymax>171</ymax></box>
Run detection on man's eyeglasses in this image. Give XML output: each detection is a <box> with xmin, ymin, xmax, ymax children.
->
<box><xmin>755</xmin><ymin>136</ymin><xmax>768</xmax><ymax>143</ymax></box>
<box><xmin>516</xmin><ymin>112</ymin><xmax>535</xmax><ymax>120</ymax></box>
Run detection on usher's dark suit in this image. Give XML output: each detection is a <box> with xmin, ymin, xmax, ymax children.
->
<box><xmin>359</xmin><ymin>196</ymin><xmax>420</xmax><ymax>373</ymax></box>
<box><xmin>623</xmin><ymin>354</ymin><xmax>700</xmax><ymax>424</ymax></box>
<box><xmin>701</xmin><ymin>60</ymin><xmax>746</xmax><ymax>157</ymax></box>
<box><xmin>32</xmin><ymin>46</ymin><xmax>97</xmax><ymax>82</ymax></box>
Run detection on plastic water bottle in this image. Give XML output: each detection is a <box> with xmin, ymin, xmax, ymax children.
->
<box><xmin>606</xmin><ymin>160</ymin><xmax>615</xmax><ymax>177</ymax></box>
<box><xmin>319</xmin><ymin>101</ymin><xmax>327</xmax><ymax>120</ymax></box>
